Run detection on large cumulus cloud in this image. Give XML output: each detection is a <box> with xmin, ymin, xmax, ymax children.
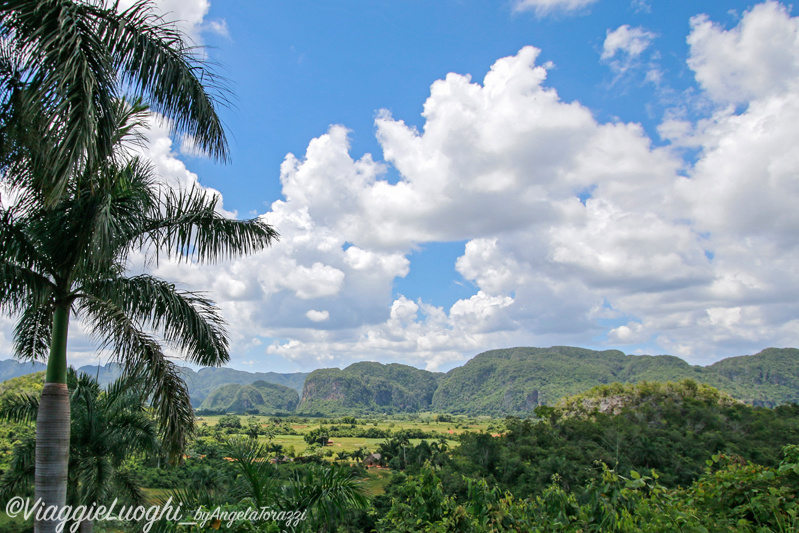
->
<box><xmin>128</xmin><ymin>1</ymin><xmax>799</xmax><ymax>369</ymax></box>
<box><xmin>5</xmin><ymin>2</ymin><xmax>799</xmax><ymax>372</ymax></box>
<box><xmin>251</xmin><ymin>2</ymin><xmax>799</xmax><ymax>368</ymax></box>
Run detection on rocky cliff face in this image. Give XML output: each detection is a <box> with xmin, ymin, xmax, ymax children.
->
<box><xmin>297</xmin><ymin>362</ymin><xmax>441</xmax><ymax>415</ymax></box>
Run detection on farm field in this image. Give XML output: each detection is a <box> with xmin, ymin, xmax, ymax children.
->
<box><xmin>191</xmin><ymin>414</ymin><xmax>497</xmax><ymax>458</ymax></box>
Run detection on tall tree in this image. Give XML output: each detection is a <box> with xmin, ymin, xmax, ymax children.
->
<box><xmin>0</xmin><ymin>0</ymin><xmax>229</xmax><ymax>204</ymax></box>
<box><xmin>0</xmin><ymin>100</ymin><xmax>277</xmax><ymax>533</ymax></box>
<box><xmin>0</xmin><ymin>369</ymin><xmax>160</xmax><ymax>533</ymax></box>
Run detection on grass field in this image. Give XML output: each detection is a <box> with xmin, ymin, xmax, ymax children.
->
<box><xmin>194</xmin><ymin>414</ymin><xmax>499</xmax><ymax>457</ymax></box>
<box><xmin>196</xmin><ymin>414</ymin><xmax>496</xmax><ymax>434</ymax></box>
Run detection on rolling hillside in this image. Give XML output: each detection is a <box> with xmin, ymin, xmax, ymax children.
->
<box><xmin>297</xmin><ymin>361</ymin><xmax>443</xmax><ymax>415</ymax></box>
<box><xmin>2</xmin><ymin>346</ymin><xmax>798</xmax><ymax>415</ymax></box>
<box><xmin>199</xmin><ymin>380</ymin><xmax>299</xmax><ymax>414</ymax></box>
<box><xmin>431</xmin><ymin>346</ymin><xmax>795</xmax><ymax>415</ymax></box>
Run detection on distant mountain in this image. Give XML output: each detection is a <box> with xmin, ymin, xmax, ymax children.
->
<box><xmin>65</xmin><ymin>363</ymin><xmax>310</xmax><ymax>407</ymax></box>
<box><xmin>0</xmin><ymin>360</ymin><xmax>308</xmax><ymax>408</ymax></box>
<box><xmin>431</xmin><ymin>346</ymin><xmax>798</xmax><ymax>414</ymax></box>
<box><xmin>707</xmin><ymin>347</ymin><xmax>799</xmax><ymax>406</ymax></box>
<box><xmin>199</xmin><ymin>380</ymin><xmax>299</xmax><ymax>414</ymax></box>
<box><xmin>0</xmin><ymin>359</ymin><xmax>46</xmax><ymax>382</ymax></box>
<box><xmin>178</xmin><ymin>367</ymin><xmax>308</xmax><ymax>407</ymax></box>
<box><xmin>297</xmin><ymin>361</ymin><xmax>443</xmax><ymax>415</ymax></box>
<box><xmin>2</xmin><ymin>346</ymin><xmax>798</xmax><ymax>415</ymax></box>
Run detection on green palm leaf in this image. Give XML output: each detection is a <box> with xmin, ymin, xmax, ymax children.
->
<box><xmin>83</xmin><ymin>274</ymin><xmax>228</xmax><ymax>367</ymax></box>
<box><xmin>0</xmin><ymin>0</ymin><xmax>230</xmax><ymax>204</ymax></box>
<box><xmin>144</xmin><ymin>185</ymin><xmax>279</xmax><ymax>263</ymax></box>
<box><xmin>0</xmin><ymin>391</ymin><xmax>39</xmax><ymax>423</ymax></box>
<box><xmin>77</xmin><ymin>294</ymin><xmax>195</xmax><ymax>459</ymax></box>
<box><xmin>0</xmin><ymin>435</ymin><xmax>35</xmax><ymax>503</ymax></box>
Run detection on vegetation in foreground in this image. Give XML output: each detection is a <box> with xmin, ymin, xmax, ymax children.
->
<box><xmin>1</xmin><ymin>376</ymin><xmax>799</xmax><ymax>531</ymax></box>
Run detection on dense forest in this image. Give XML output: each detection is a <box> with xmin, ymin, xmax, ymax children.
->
<box><xmin>2</xmin><ymin>372</ymin><xmax>799</xmax><ymax>531</ymax></box>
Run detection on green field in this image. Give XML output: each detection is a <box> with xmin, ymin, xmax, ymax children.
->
<box><xmin>192</xmin><ymin>413</ymin><xmax>496</xmax><ymax>458</ymax></box>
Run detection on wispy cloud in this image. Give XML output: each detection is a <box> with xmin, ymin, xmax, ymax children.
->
<box><xmin>512</xmin><ymin>0</ymin><xmax>598</xmax><ymax>17</ymax></box>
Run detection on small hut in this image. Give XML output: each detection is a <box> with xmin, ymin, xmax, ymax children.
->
<box><xmin>363</xmin><ymin>453</ymin><xmax>382</xmax><ymax>467</ymax></box>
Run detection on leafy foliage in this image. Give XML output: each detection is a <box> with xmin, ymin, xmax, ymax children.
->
<box><xmin>439</xmin><ymin>380</ymin><xmax>799</xmax><ymax>496</ymax></box>
<box><xmin>0</xmin><ymin>369</ymin><xmax>156</xmax><ymax>509</ymax></box>
<box><xmin>0</xmin><ymin>0</ymin><xmax>230</xmax><ymax>205</ymax></box>
<box><xmin>0</xmin><ymin>99</ymin><xmax>277</xmax><ymax>459</ymax></box>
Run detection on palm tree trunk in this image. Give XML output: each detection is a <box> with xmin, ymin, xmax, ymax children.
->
<box><xmin>35</xmin><ymin>305</ymin><xmax>71</xmax><ymax>533</ymax></box>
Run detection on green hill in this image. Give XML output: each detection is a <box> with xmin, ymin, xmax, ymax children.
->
<box><xmin>73</xmin><ymin>363</ymin><xmax>308</xmax><ymax>407</ymax></box>
<box><xmin>431</xmin><ymin>346</ymin><xmax>797</xmax><ymax>415</ymax></box>
<box><xmin>3</xmin><ymin>346</ymin><xmax>799</xmax><ymax>416</ymax></box>
<box><xmin>554</xmin><ymin>379</ymin><xmax>740</xmax><ymax>417</ymax></box>
<box><xmin>706</xmin><ymin>347</ymin><xmax>799</xmax><ymax>406</ymax></box>
<box><xmin>0</xmin><ymin>371</ymin><xmax>45</xmax><ymax>400</ymax></box>
<box><xmin>297</xmin><ymin>361</ymin><xmax>442</xmax><ymax>415</ymax></box>
<box><xmin>199</xmin><ymin>380</ymin><xmax>299</xmax><ymax>414</ymax></box>
<box><xmin>182</xmin><ymin>367</ymin><xmax>307</xmax><ymax>406</ymax></box>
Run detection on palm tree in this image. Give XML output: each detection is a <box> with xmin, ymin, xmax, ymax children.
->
<box><xmin>0</xmin><ymin>369</ymin><xmax>159</xmax><ymax>533</ymax></box>
<box><xmin>0</xmin><ymin>100</ymin><xmax>277</xmax><ymax>532</ymax></box>
<box><xmin>0</xmin><ymin>0</ymin><xmax>229</xmax><ymax>205</ymax></box>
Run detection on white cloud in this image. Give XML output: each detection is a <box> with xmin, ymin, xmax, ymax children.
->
<box><xmin>146</xmin><ymin>15</ymin><xmax>799</xmax><ymax>370</ymax></box>
<box><xmin>608</xmin><ymin>321</ymin><xmax>648</xmax><ymax>344</ymax></box>
<box><xmin>513</xmin><ymin>0</ymin><xmax>598</xmax><ymax>16</ymax></box>
<box><xmin>602</xmin><ymin>25</ymin><xmax>656</xmax><ymax>61</ymax></box>
<box><xmin>285</xmin><ymin>263</ymin><xmax>345</xmax><ymax>300</ymax></box>
<box><xmin>306</xmin><ymin>310</ymin><xmax>330</xmax><ymax>323</ymax></box>
<box><xmin>688</xmin><ymin>1</ymin><xmax>799</xmax><ymax>103</ymax></box>
<box><xmin>6</xmin><ymin>3</ymin><xmax>799</xmax><ymax>374</ymax></box>
<box><xmin>601</xmin><ymin>25</ymin><xmax>660</xmax><ymax>83</ymax></box>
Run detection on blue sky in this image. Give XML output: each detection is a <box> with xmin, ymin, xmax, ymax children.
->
<box><xmin>5</xmin><ymin>0</ymin><xmax>799</xmax><ymax>374</ymax></box>
<box><xmin>191</xmin><ymin>0</ymin><xmax>739</xmax><ymax>209</ymax></box>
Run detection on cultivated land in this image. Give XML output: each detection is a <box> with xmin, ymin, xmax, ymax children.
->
<box><xmin>194</xmin><ymin>413</ymin><xmax>490</xmax><ymax>457</ymax></box>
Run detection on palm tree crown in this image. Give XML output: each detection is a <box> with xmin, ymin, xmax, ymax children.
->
<box><xmin>0</xmin><ymin>0</ymin><xmax>230</xmax><ymax>203</ymax></box>
<box><xmin>0</xmin><ymin>99</ymin><xmax>277</xmax><ymax>455</ymax></box>
<box><xmin>0</xmin><ymin>100</ymin><xmax>276</xmax><ymax>533</ymax></box>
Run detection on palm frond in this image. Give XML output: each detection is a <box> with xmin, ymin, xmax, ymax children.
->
<box><xmin>83</xmin><ymin>274</ymin><xmax>228</xmax><ymax>367</ymax></box>
<box><xmin>285</xmin><ymin>465</ymin><xmax>368</xmax><ymax>529</ymax></box>
<box><xmin>109</xmin><ymin>466</ymin><xmax>147</xmax><ymax>507</ymax></box>
<box><xmin>0</xmin><ymin>260</ymin><xmax>54</xmax><ymax>315</ymax></box>
<box><xmin>0</xmin><ymin>435</ymin><xmax>35</xmax><ymax>504</ymax></box>
<box><xmin>143</xmin><ymin>186</ymin><xmax>279</xmax><ymax>264</ymax></box>
<box><xmin>100</xmin><ymin>411</ymin><xmax>157</xmax><ymax>461</ymax></box>
<box><xmin>48</xmin><ymin>157</ymin><xmax>158</xmax><ymax>279</ymax></box>
<box><xmin>0</xmin><ymin>0</ymin><xmax>230</xmax><ymax>205</ymax></box>
<box><xmin>0</xmin><ymin>392</ymin><xmax>38</xmax><ymax>424</ymax></box>
<box><xmin>102</xmin><ymin>372</ymin><xmax>149</xmax><ymax>413</ymax></box>
<box><xmin>12</xmin><ymin>304</ymin><xmax>53</xmax><ymax>362</ymax></box>
<box><xmin>0</xmin><ymin>0</ymin><xmax>118</xmax><ymax>202</ymax></box>
<box><xmin>89</xmin><ymin>0</ymin><xmax>230</xmax><ymax>161</ymax></box>
<box><xmin>0</xmin><ymin>205</ymin><xmax>44</xmax><ymax>270</ymax></box>
<box><xmin>77</xmin><ymin>295</ymin><xmax>195</xmax><ymax>460</ymax></box>
<box><xmin>224</xmin><ymin>437</ymin><xmax>278</xmax><ymax>509</ymax></box>
<box><xmin>72</xmin><ymin>454</ymin><xmax>114</xmax><ymax>505</ymax></box>
<box><xmin>0</xmin><ymin>206</ymin><xmax>56</xmax><ymax>316</ymax></box>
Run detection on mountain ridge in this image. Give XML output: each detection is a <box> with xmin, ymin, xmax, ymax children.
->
<box><xmin>2</xmin><ymin>346</ymin><xmax>798</xmax><ymax>414</ymax></box>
